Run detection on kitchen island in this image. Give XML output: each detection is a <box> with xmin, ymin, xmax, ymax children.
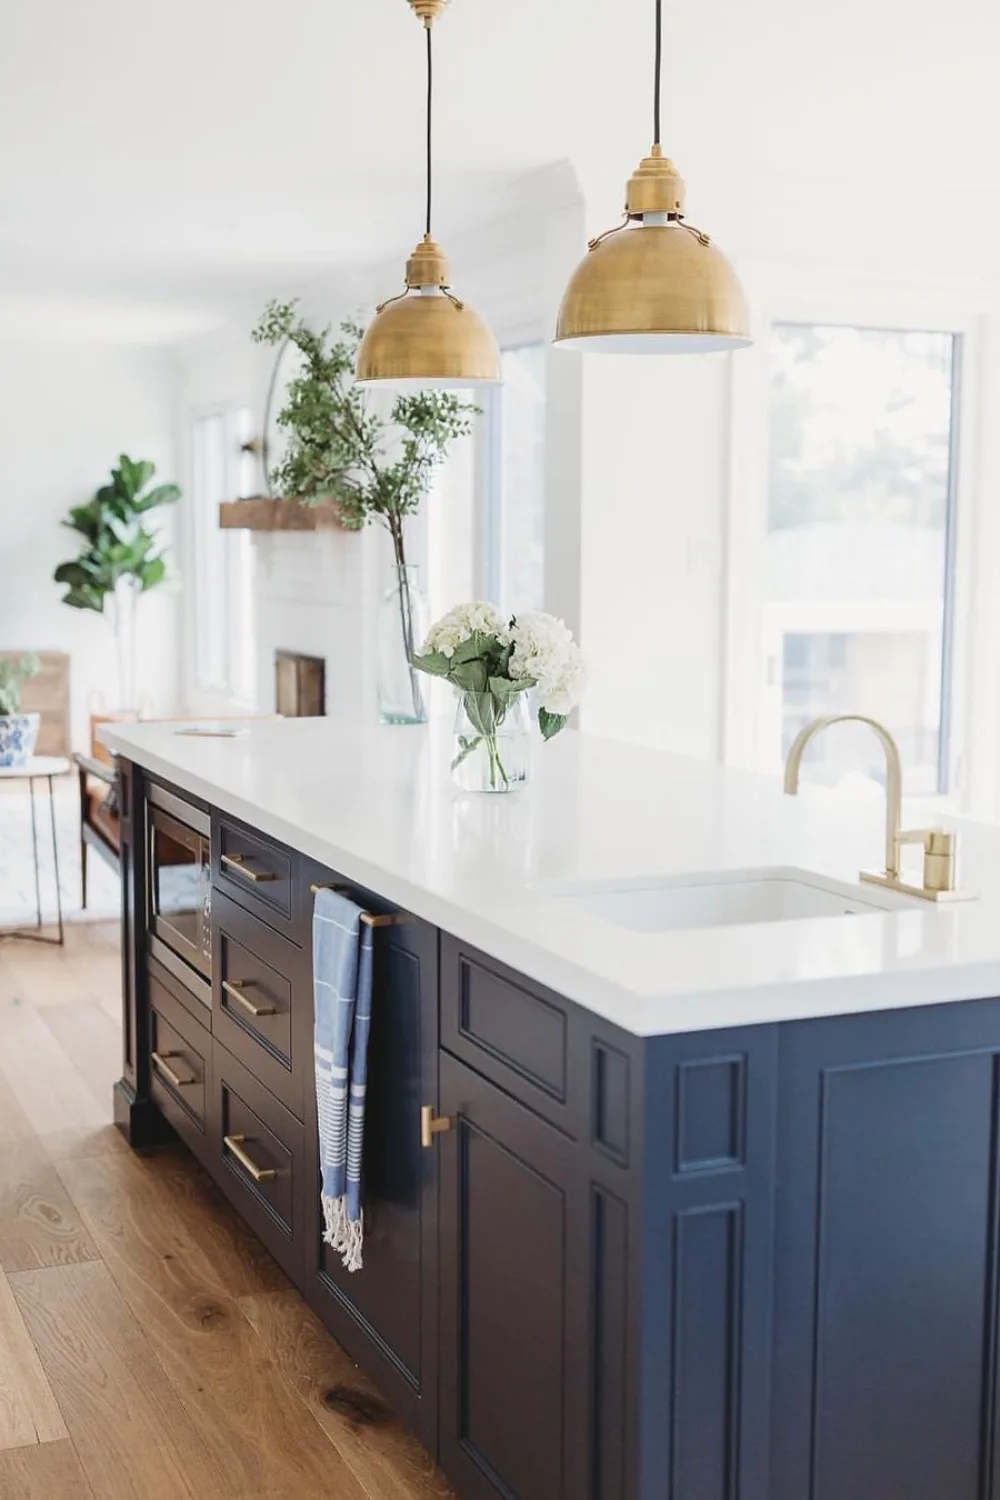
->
<box><xmin>102</xmin><ymin>715</ymin><xmax>1000</xmax><ymax>1500</ymax></box>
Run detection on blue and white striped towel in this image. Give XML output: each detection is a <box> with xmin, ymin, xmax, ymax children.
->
<box><xmin>313</xmin><ymin>887</ymin><xmax>375</xmax><ymax>1273</ymax></box>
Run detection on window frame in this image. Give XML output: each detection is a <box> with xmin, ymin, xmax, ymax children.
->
<box><xmin>475</xmin><ymin>337</ymin><xmax>547</xmax><ymax>611</ymax></box>
<box><xmin>722</xmin><ymin>278</ymin><xmax>990</xmax><ymax>818</ymax></box>
<box><xmin>184</xmin><ymin>403</ymin><xmax>256</xmax><ymax>711</ymax></box>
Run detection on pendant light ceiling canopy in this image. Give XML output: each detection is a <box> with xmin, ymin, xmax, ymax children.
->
<box><xmin>356</xmin><ymin>0</ymin><xmax>501</xmax><ymax>389</ymax></box>
<box><xmin>555</xmin><ymin>0</ymin><xmax>751</xmax><ymax>355</ymax></box>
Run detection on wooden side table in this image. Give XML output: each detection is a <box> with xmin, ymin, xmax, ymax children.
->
<box><xmin>0</xmin><ymin>755</ymin><xmax>69</xmax><ymax>945</ymax></box>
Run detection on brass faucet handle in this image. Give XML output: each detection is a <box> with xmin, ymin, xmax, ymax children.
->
<box><xmin>899</xmin><ymin>827</ymin><xmax>958</xmax><ymax>895</ymax></box>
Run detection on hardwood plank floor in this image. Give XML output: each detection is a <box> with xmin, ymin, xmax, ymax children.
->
<box><xmin>0</xmin><ymin>1270</ymin><xmax>66</xmax><ymax>1451</ymax></box>
<box><xmin>0</xmin><ymin>922</ymin><xmax>455</xmax><ymax>1499</ymax></box>
<box><xmin>242</xmin><ymin>1288</ymin><xmax>455</xmax><ymax>1500</ymax></box>
<box><xmin>0</xmin><ymin>1138</ymin><xmax>99</xmax><ymax>1273</ymax></box>
<box><xmin>10</xmin><ymin>1260</ymin><xmax>228</xmax><ymax>1500</ymax></box>
<box><xmin>0</xmin><ymin>1438</ymin><xmax>94</xmax><ymax>1500</ymax></box>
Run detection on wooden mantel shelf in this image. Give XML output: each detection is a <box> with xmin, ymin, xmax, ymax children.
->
<box><xmin>218</xmin><ymin>498</ymin><xmax>346</xmax><ymax>532</ymax></box>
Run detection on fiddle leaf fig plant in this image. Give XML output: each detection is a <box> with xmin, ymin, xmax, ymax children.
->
<box><xmin>0</xmin><ymin>653</ymin><xmax>40</xmax><ymax>716</ymax></box>
<box><xmin>53</xmin><ymin>455</ymin><xmax>180</xmax><ymax>710</ymax></box>
<box><xmin>54</xmin><ymin>454</ymin><xmax>179</xmax><ymax>613</ymax></box>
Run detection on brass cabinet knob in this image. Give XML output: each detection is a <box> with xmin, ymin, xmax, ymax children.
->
<box><xmin>420</xmin><ymin>1105</ymin><xmax>452</xmax><ymax>1149</ymax></box>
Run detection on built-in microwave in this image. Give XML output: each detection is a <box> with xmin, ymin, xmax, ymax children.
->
<box><xmin>147</xmin><ymin>787</ymin><xmax>212</xmax><ymax>981</ymax></box>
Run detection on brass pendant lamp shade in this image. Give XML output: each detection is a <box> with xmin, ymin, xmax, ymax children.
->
<box><xmin>356</xmin><ymin>1</ymin><xmax>501</xmax><ymax>388</ymax></box>
<box><xmin>555</xmin><ymin>2</ymin><xmax>751</xmax><ymax>355</ymax></box>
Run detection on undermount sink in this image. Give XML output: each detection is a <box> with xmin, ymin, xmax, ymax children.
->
<box><xmin>538</xmin><ymin>867</ymin><xmax>916</xmax><ymax>934</ymax></box>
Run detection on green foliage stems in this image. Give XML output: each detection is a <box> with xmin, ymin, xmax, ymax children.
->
<box><xmin>252</xmin><ymin>300</ymin><xmax>478</xmax><ymax>717</ymax></box>
<box><xmin>0</xmin><ymin>653</ymin><xmax>40</xmax><ymax>717</ymax></box>
<box><xmin>251</xmin><ymin>299</ymin><xmax>476</xmax><ymax>571</ymax></box>
<box><xmin>53</xmin><ymin>454</ymin><xmax>180</xmax><ymax>613</ymax></box>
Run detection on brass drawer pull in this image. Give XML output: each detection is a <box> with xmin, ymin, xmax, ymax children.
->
<box><xmin>420</xmin><ymin>1105</ymin><xmax>453</xmax><ymax>1149</ymax></box>
<box><xmin>223</xmin><ymin>1133</ymin><xmax>277</xmax><ymax>1182</ymax></box>
<box><xmin>151</xmin><ymin>1050</ymin><xmax>196</xmax><ymax>1089</ymax></box>
<box><xmin>221</xmin><ymin>979</ymin><xmax>276</xmax><ymax>1018</ymax></box>
<box><xmin>221</xmin><ymin>852</ymin><xmax>276</xmax><ymax>884</ymax></box>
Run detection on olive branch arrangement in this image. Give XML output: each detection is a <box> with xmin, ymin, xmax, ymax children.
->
<box><xmin>252</xmin><ymin>301</ymin><xmax>477</xmax><ymax>718</ymax></box>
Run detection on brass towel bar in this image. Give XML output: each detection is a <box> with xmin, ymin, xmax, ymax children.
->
<box><xmin>309</xmin><ymin>884</ymin><xmax>411</xmax><ymax>929</ymax></box>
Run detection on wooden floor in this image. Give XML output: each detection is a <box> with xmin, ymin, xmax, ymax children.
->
<box><xmin>0</xmin><ymin>924</ymin><xmax>455</xmax><ymax>1500</ymax></box>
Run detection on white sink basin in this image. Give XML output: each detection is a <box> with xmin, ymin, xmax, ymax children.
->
<box><xmin>538</xmin><ymin>867</ymin><xmax>916</xmax><ymax>934</ymax></box>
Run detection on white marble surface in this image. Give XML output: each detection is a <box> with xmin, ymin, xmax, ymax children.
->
<box><xmin>100</xmin><ymin>716</ymin><xmax>1000</xmax><ymax>1037</ymax></box>
<box><xmin>0</xmin><ymin>756</ymin><xmax>71</xmax><ymax>779</ymax></box>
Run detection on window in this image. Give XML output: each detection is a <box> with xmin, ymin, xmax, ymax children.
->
<box><xmin>762</xmin><ymin>323</ymin><xmax>960</xmax><ymax>795</ymax></box>
<box><xmin>190</xmin><ymin>407</ymin><xmax>256</xmax><ymax>703</ymax></box>
<box><xmin>483</xmin><ymin>343</ymin><xmax>546</xmax><ymax>613</ymax></box>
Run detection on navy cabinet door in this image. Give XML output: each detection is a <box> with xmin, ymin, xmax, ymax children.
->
<box><xmin>438</xmin><ymin>1051</ymin><xmax>592</xmax><ymax>1500</ymax></box>
<box><xmin>303</xmin><ymin>908</ymin><xmax>440</xmax><ymax>1452</ymax></box>
<box><xmin>772</xmin><ymin>998</ymin><xmax>1000</xmax><ymax>1500</ymax></box>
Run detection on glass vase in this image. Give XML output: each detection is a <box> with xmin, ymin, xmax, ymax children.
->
<box><xmin>377</xmin><ymin>564</ymin><xmax>429</xmax><ymax>725</ymax></box>
<box><xmin>109</xmin><ymin>576</ymin><xmax>140</xmax><ymax>712</ymax></box>
<box><xmin>451</xmin><ymin>691</ymin><xmax>530</xmax><ymax>794</ymax></box>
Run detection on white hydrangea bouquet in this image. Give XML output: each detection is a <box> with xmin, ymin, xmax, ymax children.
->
<box><xmin>413</xmin><ymin>602</ymin><xmax>586</xmax><ymax>792</ymax></box>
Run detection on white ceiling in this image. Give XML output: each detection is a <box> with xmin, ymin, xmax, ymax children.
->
<box><xmin>3</xmin><ymin>0</ymin><xmax>1000</xmax><ymax>339</ymax></box>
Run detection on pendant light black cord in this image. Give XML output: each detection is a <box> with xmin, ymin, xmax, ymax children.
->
<box><xmin>653</xmin><ymin>0</ymin><xmax>663</xmax><ymax>145</ymax></box>
<box><xmin>425</xmin><ymin>23</ymin><xmax>433</xmax><ymax>236</ymax></box>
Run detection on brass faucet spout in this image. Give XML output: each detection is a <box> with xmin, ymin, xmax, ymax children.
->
<box><xmin>783</xmin><ymin>714</ymin><xmax>903</xmax><ymax>880</ymax></box>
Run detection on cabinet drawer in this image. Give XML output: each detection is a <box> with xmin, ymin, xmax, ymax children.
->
<box><xmin>213</xmin><ymin>813</ymin><xmax>301</xmax><ymax>942</ymax></box>
<box><xmin>212</xmin><ymin>889</ymin><xmax>306</xmax><ymax>1119</ymax></box>
<box><xmin>440</xmin><ymin>935</ymin><xmax>576</xmax><ymax>1133</ymax></box>
<box><xmin>148</xmin><ymin>972</ymin><xmax>209</xmax><ymax>1159</ymax></box>
<box><xmin>212</xmin><ymin>1044</ymin><xmax>305</xmax><ymax>1281</ymax></box>
<box><xmin>147</xmin><ymin>950</ymin><xmax>211</xmax><ymax>1030</ymax></box>
<box><xmin>441</xmin><ymin>935</ymin><xmax>633</xmax><ymax>1147</ymax></box>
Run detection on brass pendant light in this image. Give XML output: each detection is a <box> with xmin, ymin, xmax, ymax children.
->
<box><xmin>356</xmin><ymin>0</ymin><xmax>501</xmax><ymax>388</ymax></box>
<box><xmin>555</xmin><ymin>0</ymin><xmax>751</xmax><ymax>354</ymax></box>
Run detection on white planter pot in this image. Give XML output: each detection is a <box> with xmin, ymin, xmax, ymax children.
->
<box><xmin>0</xmin><ymin>712</ymin><xmax>40</xmax><ymax>768</ymax></box>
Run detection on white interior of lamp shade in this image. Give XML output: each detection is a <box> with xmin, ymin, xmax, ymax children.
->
<box><xmin>555</xmin><ymin>332</ymin><xmax>753</xmax><ymax>354</ymax></box>
<box><xmin>354</xmin><ymin>373</ymin><xmax>502</xmax><ymax>389</ymax></box>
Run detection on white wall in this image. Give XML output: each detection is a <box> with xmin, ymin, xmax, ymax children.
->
<box><xmin>0</xmin><ymin>340</ymin><xmax>180</xmax><ymax>749</ymax></box>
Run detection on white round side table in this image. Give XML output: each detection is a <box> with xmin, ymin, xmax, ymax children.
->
<box><xmin>0</xmin><ymin>755</ymin><xmax>70</xmax><ymax>945</ymax></box>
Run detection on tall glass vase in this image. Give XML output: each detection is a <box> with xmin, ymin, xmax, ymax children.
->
<box><xmin>109</xmin><ymin>576</ymin><xmax>140</xmax><ymax>712</ymax></box>
<box><xmin>377</xmin><ymin>565</ymin><xmax>429</xmax><ymax>725</ymax></box>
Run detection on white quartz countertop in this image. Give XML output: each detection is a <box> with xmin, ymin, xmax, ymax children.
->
<box><xmin>100</xmin><ymin>716</ymin><xmax>1000</xmax><ymax>1037</ymax></box>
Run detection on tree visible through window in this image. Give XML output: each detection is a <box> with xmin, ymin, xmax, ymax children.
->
<box><xmin>763</xmin><ymin>324</ymin><xmax>959</xmax><ymax>795</ymax></box>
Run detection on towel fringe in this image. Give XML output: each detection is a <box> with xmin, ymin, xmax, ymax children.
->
<box><xmin>321</xmin><ymin>1193</ymin><xmax>364</xmax><ymax>1274</ymax></box>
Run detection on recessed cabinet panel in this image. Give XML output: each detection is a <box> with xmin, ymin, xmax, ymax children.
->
<box><xmin>675</xmin><ymin>1054</ymin><xmax>747</xmax><ymax>1175</ymax></box>
<box><xmin>441</xmin><ymin>935</ymin><xmax>586</xmax><ymax>1136</ymax></box>
<box><xmin>148</xmin><ymin>972</ymin><xmax>209</xmax><ymax>1160</ymax></box>
<box><xmin>464</xmin><ymin>1122</ymin><xmax>566</xmax><ymax>1498</ymax></box>
<box><xmin>213</xmin><ymin>812</ymin><xmax>300</xmax><ymax>941</ymax></box>
<box><xmin>671</xmin><ymin>1204</ymin><xmax>743</xmax><ymax>1499</ymax></box>
<box><xmin>439</xmin><ymin>1051</ymin><xmax>589</xmax><ymax>1500</ymax></box>
<box><xmin>211</xmin><ymin>1043</ymin><xmax>305</xmax><ymax>1283</ymax></box>
<box><xmin>592</xmin><ymin>1187</ymin><xmax>629</xmax><ymax>1500</ymax></box>
<box><xmin>212</xmin><ymin>889</ymin><xmax>306</xmax><ymax>1119</ymax></box>
<box><xmin>304</xmin><ymin>910</ymin><xmax>440</xmax><ymax>1455</ymax></box>
<box><xmin>773</xmin><ymin>1008</ymin><xmax>1000</xmax><ymax>1500</ymax></box>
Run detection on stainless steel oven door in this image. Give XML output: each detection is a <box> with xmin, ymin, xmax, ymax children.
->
<box><xmin>148</xmin><ymin>806</ymin><xmax>211</xmax><ymax>980</ymax></box>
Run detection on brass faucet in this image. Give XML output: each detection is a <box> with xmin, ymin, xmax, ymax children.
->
<box><xmin>783</xmin><ymin>714</ymin><xmax>971</xmax><ymax>903</ymax></box>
